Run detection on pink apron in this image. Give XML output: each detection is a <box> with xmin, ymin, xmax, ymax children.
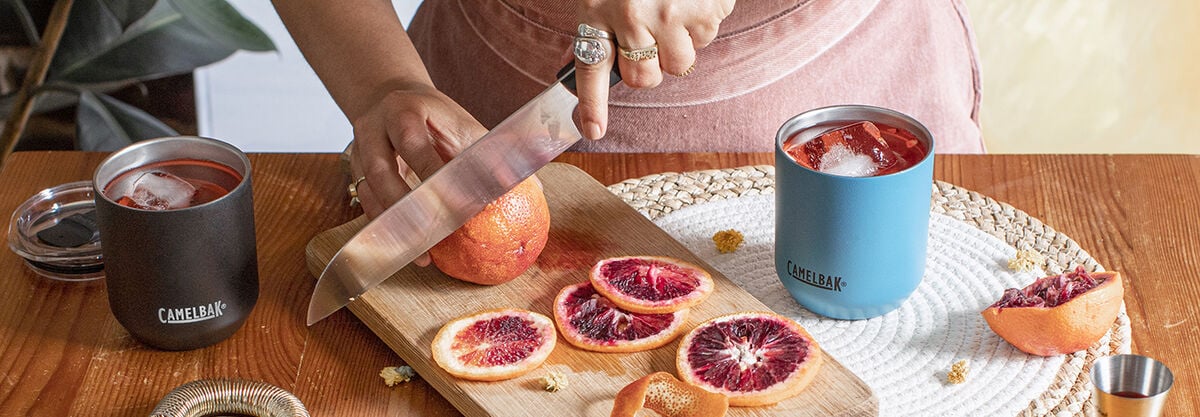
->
<box><xmin>406</xmin><ymin>0</ymin><xmax>985</xmax><ymax>153</ymax></box>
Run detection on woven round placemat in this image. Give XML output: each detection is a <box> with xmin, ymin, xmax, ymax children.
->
<box><xmin>606</xmin><ymin>165</ymin><xmax>1131</xmax><ymax>417</ymax></box>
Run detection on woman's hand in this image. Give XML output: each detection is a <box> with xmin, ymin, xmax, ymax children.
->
<box><xmin>574</xmin><ymin>0</ymin><xmax>736</xmax><ymax>139</ymax></box>
<box><xmin>348</xmin><ymin>83</ymin><xmax>487</xmax><ymax>219</ymax></box>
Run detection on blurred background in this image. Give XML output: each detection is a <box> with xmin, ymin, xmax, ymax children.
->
<box><xmin>965</xmin><ymin>0</ymin><xmax>1199</xmax><ymax>153</ymax></box>
<box><xmin>2</xmin><ymin>0</ymin><xmax>1198</xmax><ymax>154</ymax></box>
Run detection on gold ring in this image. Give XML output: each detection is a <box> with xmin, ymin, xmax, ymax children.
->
<box><xmin>673</xmin><ymin>63</ymin><xmax>696</xmax><ymax>77</ymax></box>
<box><xmin>619</xmin><ymin>44</ymin><xmax>658</xmax><ymax>62</ymax></box>
<box><xmin>348</xmin><ymin>176</ymin><xmax>366</xmax><ymax>207</ymax></box>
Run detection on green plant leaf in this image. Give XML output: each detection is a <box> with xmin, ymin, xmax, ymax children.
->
<box><xmin>76</xmin><ymin>90</ymin><xmax>177</xmax><ymax>151</ymax></box>
<box><xmin>0</xmin><ymin>81</ymin><xmax>134</xmax><ymax>117</ymax></box>
<box><xmin>4</xmin><ymin>0</ymin><xmax>43</xmax><ymax>43</ymax></box>
<box><xmin>48</xmin><ymin>0</ymin><xmax>243</xmax><ymax>85</ymax></box>
<box><xmin>167</xmin><ymin>0</ymin><xmax>275</xmax><ymax>51</ymax></box>
<box><xmin>101</xmin><ymin>0</ymin><xmax>157</xmax><ymax>27</ymax></box>
<box><xmin>50</xmin><ymin>0</ymin><xmax>128</xmax><ymax>76</ymax></box>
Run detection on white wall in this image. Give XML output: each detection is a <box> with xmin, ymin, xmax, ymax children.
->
<box><xmin>965</xmin><ymin>0</ymin><xmax>1200</xmax><ymax>154</ymax></box>
<box><xmin>193</xmin><ymin>1</ymin><xmax>421</xmax><ymax>152</ymax></box>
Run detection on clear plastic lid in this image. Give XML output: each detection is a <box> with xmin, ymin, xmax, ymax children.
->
<box><xmin>7</xmin><ymin>181</ymin><xmax>104</xmax><ymax>281</ymax></box>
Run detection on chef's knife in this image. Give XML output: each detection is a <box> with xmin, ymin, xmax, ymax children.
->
<box><xmin>307</xmin><ymin>64</ymin><xmax>619</xmax><ymax>325</ymax></box>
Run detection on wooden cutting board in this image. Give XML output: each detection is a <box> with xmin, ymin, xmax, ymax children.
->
<box><xmin>305</xmin><ymin>163</ymin><xmax>877</xmax><ymax>416</ymax></box>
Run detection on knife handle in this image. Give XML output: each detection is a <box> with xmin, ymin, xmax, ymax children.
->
<box><xmin>556</xmin><ymin>62</ymin><xmax>623</xmax><ymax>93</ymax></box>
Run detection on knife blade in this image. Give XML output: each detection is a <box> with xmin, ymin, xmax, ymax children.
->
<box><xmin>307</xmin><ymin>65</ymin><xmax>615</xmax><ymax>325</ymax></box>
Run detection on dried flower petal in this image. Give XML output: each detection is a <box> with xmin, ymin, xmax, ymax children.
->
<box><xmin>541</xmin><ymin>371</ymin><xmax>568</xmax><ymax>392</ymax></box>
<box><xmin>1008</xmin><ymin>248</ymin><xmax>1046</xmax><ymax>272</ymax></box>
<box><xmin>947</xmin><ymin>360</ymin><xmax>969</xmax><ymax>384</ymax></box>
<box><xmin>380</xmin><ymin>365</ymin><xmax>416</xmax><ymax>387</ymax></box>
<box><xmin>712</xmin><ymin>229</ymin><xmax>744</xmax><ymax>254</ymax></box>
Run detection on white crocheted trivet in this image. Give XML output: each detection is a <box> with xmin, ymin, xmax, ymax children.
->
<box><xmin>607</xmin><ymin>167</ymin><xmax>1131</xmax><ymax>417</ymax></box>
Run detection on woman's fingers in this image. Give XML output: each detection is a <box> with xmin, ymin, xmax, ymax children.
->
<box><xmin>574</xmin><ymin>0</ymin><xmax>737</xmax><ymax>137</ymax></box>
<box><xmin>387</xmin><ymin>115</ymin><xmax>445</xmax><ymax>181</ymax></box>
<box><xmin>650</xmin><ymin>25</ymin><xmax>697</xmax><ymax>78</ymax></box>
<box><xmin>347</xmin><ymin>83</ymin><xmax>487</xmax><ymax>220</ymax></box>
<box><xmin>351</xmin><ymin>122</ymin><xmax>410</xmax><ymax>213</ymax></box>
<box><xmin>351</xmin><ymin>168</ymin><xmax>432</xmax><ymax>266</ymax></box>
<box><xmin>694</xmin><ymin>0</ymin><xmax>734</xmax><ymax>47</ymax></box>
<box><xmin>614</xmin><ymin>25</ymin><xmax>664</xmax><ymax>89</ymax></box>
<box><xmin>352</xmin><ymin>178</ymin><xmax>384</xmax><ymax>218</ymax></box>
<box><xmin>573</xmin><ymin>24</ymin><xmax>617</xmax><ymax>140</ymax></box>
<box><xmin>582</xmin><ymin>0</ymin><xmax>734</xmax><ymax>88</ymax></box>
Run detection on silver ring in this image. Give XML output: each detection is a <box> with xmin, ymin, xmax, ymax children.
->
<box><xmin>573</xmin><ymin>36</ymin><xmax>610</xmax><ymax>66</ymax></box>
<box><xmin>577</xmin><ymin>23</ymin><xmax>612</xmax><ymax>40</ymax></box>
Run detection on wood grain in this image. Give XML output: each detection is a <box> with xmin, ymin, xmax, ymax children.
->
<box><xmin>304</xmin><ymin>163</ymin><xmax>877</xmax><ymax>417</ymax></box>
<box><xmin>0</xmin><ymin>152</ymin><xmax>1196</xmax><ymax>416</ymax></box>
<box><xmin>936</xmin><ymin>154</ymin><xmax>1200</xmax><ymax>415</ymax></box>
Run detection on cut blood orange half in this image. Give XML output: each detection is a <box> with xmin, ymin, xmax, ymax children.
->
<box><xmin>429</xmin><ymin>177</ymin><xmax>550</xmax><ymax>285</ymax></box>
<box><xmin>677</xmin><ymin>312</ymin><xmax>822</xmax><ymax>407</ymax></box>
<box><xmin>553</xmin><ymin>282</ymin><xmax>688</xmax><ymax>353</ymax></box>
<box><xmin>430</xmin><ymin>308</ymin><xmax>556</xmax><ymax>381</ymax></box>
<box><xmin>589</xmin><ymin>256</ymin><xmax>714</xmax><ymax>314</ymax></box>
<box><xmin>982</xmin><ymin>267</ymin><xmax>1124</xmax><ymax>356</ymax></box>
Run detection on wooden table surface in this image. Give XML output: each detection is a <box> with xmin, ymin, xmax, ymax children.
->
<box><xmin>0</xmin><ymin>152</ymin><xmax>1195</xmax><ymax>416</ymax></box>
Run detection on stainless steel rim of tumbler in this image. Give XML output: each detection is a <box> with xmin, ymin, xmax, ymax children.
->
<box><xmin>775</xmin><ymin>104</ymin><xmax>936</xmax><ymax>173</ymax></box>
<box><xmin>93</xmin><ymin>136</ymin><xmax>251</xmax><ymax>206</ymax></box>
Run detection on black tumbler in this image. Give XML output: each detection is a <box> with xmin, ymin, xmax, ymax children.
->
<box><xmin>93</xmin><ymin>136</ymin><xmax>258</xmax><ymax>351</ymax></box>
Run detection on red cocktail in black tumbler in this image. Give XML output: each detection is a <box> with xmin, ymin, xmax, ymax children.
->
<box><xmin>93</xmin><ymin>137</ymin><xmax>258</xmax><ymax>351</ymax></box>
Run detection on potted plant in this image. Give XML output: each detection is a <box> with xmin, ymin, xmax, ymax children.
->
<box><xmin>1</xmin><ymin>0</ymin><xmax>274</xmax><ymax>152</ymax></box>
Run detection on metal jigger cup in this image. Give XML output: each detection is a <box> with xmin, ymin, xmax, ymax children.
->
<box><xmin>1090</xmin><ymin>354</ymin><xmax>1174</xmax><ymax>417</ymax></box>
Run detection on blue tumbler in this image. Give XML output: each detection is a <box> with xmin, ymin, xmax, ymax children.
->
<box><xmin>775</xmin><ymin>105</ymin><xmax>934</xmax><ymax>320</ymax></box>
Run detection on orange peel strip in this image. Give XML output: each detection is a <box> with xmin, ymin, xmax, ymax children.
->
<box><xmin>611</xmin><ymin>372</ymin><xmax>728</xmax><ymax>417</ymax></box>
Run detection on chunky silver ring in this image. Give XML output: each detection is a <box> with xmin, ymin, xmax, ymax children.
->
<box><xmin>577</xmin><ymin>23</ymin><xmax>613</xmax><ymax>40</ymax></box>
<box><xmin>348</xmin><ymin>176</ymin><xmax>364</xmax><ymax>207</ymax></box>
<box><xmin>619</xmin><ymin>44</ymin><xmax>659</xmax><ymax>62</ymax></box>
<box><xmin>573</xmin><ymin>36</ymin><xmax>610</xmax><ymax>65</ymax></box>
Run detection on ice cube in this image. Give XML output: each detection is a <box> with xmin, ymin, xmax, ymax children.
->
<box><xmin>816</xmin><ymin>121</ymin><xmax>899</xmax><ymax>170</ymax></box>
<box><xmin>818</xmin><ymin>144</ymin><xmax>878</xmax><ymax>177</ymax></box>
<box><xmin>127</xmin><ymin>171</ymin><xmax>196</xmax><ymax>210</ymax></box>
<box><xmin>786</xmin><ymin>121</ymin><xmax>918</xmax><ymax>176</ymax></box>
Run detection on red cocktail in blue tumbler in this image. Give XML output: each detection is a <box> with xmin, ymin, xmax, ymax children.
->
<box><xmin>775</xmin><ymin>105</ymin><xmax>934</xmax><ymax>320</ymax></box>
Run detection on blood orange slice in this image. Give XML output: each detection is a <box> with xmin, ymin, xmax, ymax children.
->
<box><xmin>589</xmin><ymin>256</ymin><xmax>714</xmax><ymax>314</ymax></box>
<box><xmin>677</xmin><ymin>312</ymin><xmax>822</xmax><ymax>407</ymax></box>
<box><xmin>982</xmin><ymin>267</ymin><xmax>1124</xmax><ymax>356</ymax></box>
<box><xmin>430</xmin><ymin>308</ymin><xmax>556</xmax><ymax>381</ymax></box>
<box><xmin>553</xmin><ymin>282</ymin><xmax>688</xmax><ymax>353</ymax></box>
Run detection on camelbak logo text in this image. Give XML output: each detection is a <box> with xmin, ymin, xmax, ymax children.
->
<box><xmin>158</xmin><ymin>300</ymin><xmax>227</xmax><ymax>324</ymax></box>
<box><xmin>786</xmin><ymin>260</ymin><xmax>844</xmax><ymax>292</ymax></box>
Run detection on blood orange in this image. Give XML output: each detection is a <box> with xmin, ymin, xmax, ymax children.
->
<box><xmin>982</xmin><ymin>267</ymin><xmax>1124</xmax><ymax>356</ymax></box>
<box><xmin>430</xmin><ymin>308</ymin><xmax>556</xmax><ymax>381</ymax></box>
<box><xmin>611</xmin><ymin>372</ymin><xmax>729</xmax><ymax>417</ymax></box>
<box><xmin>676</xmin><ymin>312</ymin><xmax>822</xmax><ymax>407</ymax></box>
<box><xmin>553</xmin><ymin>282</ymin><xmax>688</xmax><ymax>353</ymax></box>
<box><xmin>429</xmin><ymin>177</ymin><xmax>550</xmax><ymax>285</ymax></box>
<box><xmin>589</xmin><ymin>256</ymin><xmax>714</xmax><ymax>314</ymax></box>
